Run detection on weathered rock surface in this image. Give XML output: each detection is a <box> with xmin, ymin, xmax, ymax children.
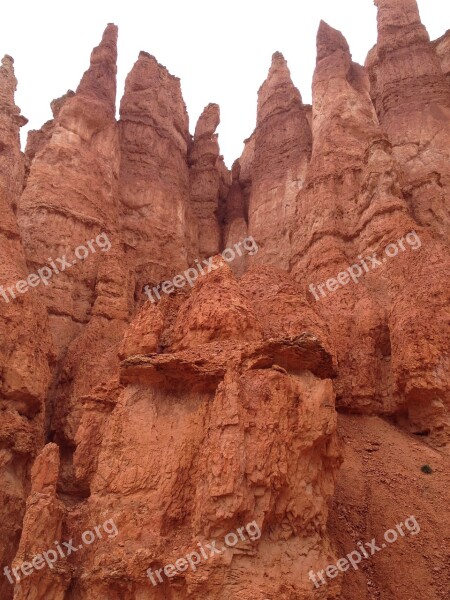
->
<box><xmin>289</xmin><ymin>19</ymin><xmax>450</xmax><ymax>447</ymax></box>
<box><xmin>221</xmin><ymin>161</ymin><xmax>249</xmax><ymax>276</ymax></box>
<box><xmin>367</xmin><ymin>0</ymin><xmax>450</xmax><ymax>241</ymax></box>
<box><xmin>18</xmin><ymin>24</ymin><xmax>122</xmax><ymax>334</ymax></box>
<box><xmin>1</xmin><ymin>2</ymin><xmax>449</xmax><ymax>599</ymax></box>
<box><xmin>24</xmin><ymin>90</ymin><xmax>75</xmax><ymax>177</ymax></box>
<box><xmin>69</xmin><ymin>264</ymin><xmax>341</xmax><ymax>599</ymax></box>
<box><xmin>12</xmin><ymin>443</ymin><xmax>68</xmax><ymax>600</ymax></box>
<box><xmin>433</xmin><ymin>29</ymin><xmax>450</xmax><ymax>83</ymax></box>
<box><xmin>244</xmin><ymin>52</ymin><xmax>312</xmax><ymax>269</ymax></box>
<box><xmin>289</xmin><ymin>20</ymin><xmax>389</xmax><ymax>415</ymax></box>
<box><xmin>119</xmin><ymin>51</ymin><xmax>196</xmax><ymax>294</ymax></box>
<box><xmin>189</xmin><ymin>103</ymin><xmax>230</xmax><ymax>259</ymax></box>
<box><xmin>0</xmin><ymin>55</ymin><xmax>52</xmax><ymax>600</ymax></box>
<box><xmin>0</xmin><ymin>55</ymin><xmax>51</xmax><ymax>412</ymax></box>
<box><xmin>12</xmin><ymin>26</ymin><xmax>132</xmax><ymax>513</ymax></box>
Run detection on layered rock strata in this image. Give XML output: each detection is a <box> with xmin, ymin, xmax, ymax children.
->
<box><xmin>0</xmin><ymin>55</ymin><xmax>52</xmax><ymax>600</ymax></box>
<box><xmin>189</xmin><ymin>103</ymin><xmax>230</xmax><ymax>258</ymax></box>
<box><xmin>221</xmin><ymin>161</ymin><xmax>249</xmax><ymax>276</ymax></box>
<box><xmin>64</xmin><ymin>262</ymin><xmax>341</xmax><ymax>599</ymax></box>
<box><xmin>18</xmin><ymin>24</ymin><xmax>124</xmax><ymax>348</ymax></box>
<box><xmin>290</xmin><ymin>20</ymin><xmax>450</xmax><ymax>444</ymax></box>
<box><xmin>245</xmin><ymin>52</ymin><xmax>312</xmax><ymax>269</ymax></box>
<box><xmin>119</xmin><ymin>51</ymin><xmax>196</xmax><ymax>294</ymax></box>
<box><xmin>367</xmin><ymin>0</ymin><xmax>450</xmax><ymax>241</ymax></box>
<box><xmin>13</xmin><ymin>27</ymin><xmax>133</xmax><ymax>507</ymax></box>
<box><xmin>0</xmin><ymin>2</ymin><xmax>449</xmax><ymax>599</ymax></box>
<box><xmin>433</xmin><ymin>29</ymin><xmax>450</xmax><ymax>83</ymax></box>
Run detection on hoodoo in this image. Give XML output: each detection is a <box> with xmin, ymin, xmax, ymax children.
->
<box><xmin>0</xmin><ymin>1</ymin><xmax>449</xmax><ymax>599</ymax></box>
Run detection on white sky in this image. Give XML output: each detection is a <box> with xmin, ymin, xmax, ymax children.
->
<box><xmin>1</xmin><ymin>0</ymin><xmax>448</xmax><ymax>166</ymax></box>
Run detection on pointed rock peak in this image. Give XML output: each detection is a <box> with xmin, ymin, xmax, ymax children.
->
<box><xmin>1</xmin><ymin>54</ymin><xmax>14</xmax><ymax>70</ymax></box>
<box><xmin>316</xmin><ymin>20</ymin><xmax>350</xmax><ymax>63</ymax></box>
<box><xmin>271</xmin><ymin>51</ymin><xmax>287</xmax><ymax>68</ymax></box>
<box><xmin>134</xmin><ymin>51</ymin><xmax>181</xmax><ymax>82</ymax></box>
<box><xmin>259</xmin><ymin>50</ymin><xmax>299</xmax><ymax>99</ymax></box>
<box><xmin>0</xmin><ymin>54</ymin><xmax>27</xmax><ymax>124</ymax></box>
<box><xmin>204</xmin><ymin>102</ymin><xmax>220</xmax><ymax>114</ymax></box>
<box><xmin>120</xmin><ymin>49</ymin><xmax>189</xmax><ymax>150</ymax></box>
<box><xmin>121</xmin><ymin>50</ymin><xmax>186</xmax><ymax>113</ymax></box>
<box><xmin>375</xmin><ymin>0</ymin><xmax>422</xmax><ymax>27</ymax></box>
<box><xmin>374</xmin><ymin>0</ymin><xmax>428</xmax><ymax>48</ymax></box>
<box><xmin>50</xmin><ymin>90</ymin><xmax>75</xmax><ymax>118</ymax></box>
<box><xmin>257</xmin><ymin>51</ymin><xmax>303</xmax><ymax>122</ymax></box>
<box><xmin>138</xmin><ymin>50</ymin><xmax>152</xmax><ymax>61</ymax></box>
<box><xmin>76</xmin><ymin>23</ymin><xmax>118</xmax><ymax>112</ymax></box>
<box><xmin>266</xmin><ymin>51</ymin><xmax>291</xmax><ymax>80</ymax></box>
<box><xmin>0</xmin><ymin>54</ymin><xmax>17</xmax><ymax>109</ymax></box>
<box><xmin>194</xmin><ymin>103</ymin><xmax>220</xmax><ymax>139</ymax></box>
<box><xmin>102</xmin><ymin>22</ymin><xmax>119</xmax><ymax>44</ymax></box>
<box><xmin>137</xmin><ymin>50</ymin><xmax>159</xmax><ymax>65</ymax></box>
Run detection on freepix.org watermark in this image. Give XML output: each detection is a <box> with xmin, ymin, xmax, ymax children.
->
<box><xmin>308</xmin><ymin>515</ymin><xmax>420</xmax><ymax>589</ymax></box>
<box><xmin>309</xmin><ymin>231</ymin><xmax>422</xmax><ymax>301</ymax></box>
<box><xmin>3</xmin><ymin>518</ymin><xmax>118</xmax><ymax>584</ymax></box>
<box><xmin>0</xmin><ymin>232</ymin><xmax>112</xmax><ymax>304</ymax></box>
<box><xmin>146</xmin><ymin>521</ymin><xmax>261</xmax><ymax>586</ymax></box>
<box><xmin>143</xmin><ymin>237</ymin><xmax>259</xmax><ymax>303</ymax></box>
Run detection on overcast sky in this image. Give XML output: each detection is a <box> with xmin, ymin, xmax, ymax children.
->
<box><xmin>1</xmin><ymin>0</ymin><xmax>448</xmax><ymax>166</ymax></box>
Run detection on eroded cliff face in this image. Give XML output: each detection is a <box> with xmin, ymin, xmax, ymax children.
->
<box><xmin>119</xmin><ymin>51</ymin><xmax>196</xmax><ymax>294</ymax></box>
<box><xmin>367</xmin><ymin>0</ymin><xmax>450</xmax><ymax>240</ymax></box>
<box><xmin>245</xmin><ymin>52</ymin><xmax>312</xmax><ymax>269</ymax></box>
<box><xmin>189</xmin><ymin>103</ymin><xmax>231</xmax><ymax>259</ymax></box>
<box><xmin>433</xmin><ymin>29</ymin><xmax>450</xmax><ymax>82</ymax></box>
<box><xmin>288</xmin><ymin>20</ymin><xmax>450</xmax><ymax>445</ymax></box>
<box><xmin>1</xmin><ymin>1</ymin><xmax>449</xmax><ymax>599</ymax></box>
<box><xmin>0</xmin><ymin>56</ymin><xmax>52</xmax><ymax>600</ymax></box>
<box><xmin>61</xmin><ymin>263</ymin><xmax>340</xmax><ymax>600</ymax></box>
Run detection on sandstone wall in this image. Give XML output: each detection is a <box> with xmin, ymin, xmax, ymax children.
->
<box><xmin>0</xmin><ymin>2</ymin><xmax>449</xmax><ymax>599</ymax></box>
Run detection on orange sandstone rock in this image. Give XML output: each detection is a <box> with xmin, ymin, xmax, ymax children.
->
<box><xmin>0</xmin><ymin>4</ymin><xmax>449</xmax><ymax>599</ymax></box>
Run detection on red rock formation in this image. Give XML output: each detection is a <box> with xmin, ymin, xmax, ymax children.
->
<box><xmin>18</xmin><ymin>24</ymin><xmax>123</xmax><ymax>347</ymax></box>
<box><xmin>189</xmin><ymin>104</ymin><xmax>230</xmax><ymax>258</ymax></box>
<box><xmin>289</xmin><ymin>20</ymin><xmax>450</xmax><ymax>447</ymax></box>
<box><xmin>367</xmin><ymin>0</ymin><xmax>450</xmax><ymax>241</ymax></box>
<box><xmin>12</xmin><ymin>444</ymin><xmax>68</xmax><ymax>599</ymax></box>
<box><xmin>119</xmin><ymin>51</ymin><xmax>196</xmax><ymax>293</ymax></box>
<box><xmin>221</xmin><ymin>161</ymin><xmax>250</xmax><ymax>276</ymax></box>
<box><xmin>15</xmin><ymin>24</ymin><xmax>130</xmax><ymax>514</ymax></box>
<box><xmin>290</xmin><ymin>21</ymin><xmax>389</xmax><ymax>413</ymax></box>
<box><xmin>433</xmin><ymin>29</ymin><xmax>450</xmax><ymax>83</ymax></box>
<box><xmin>24</xmin><ymin>90</ymin><xmax>75</xmax><ymax>176</ymax></box>
<box><xmin>0</xmin><ymin>56</ymin><xmax>51</xmax><ymax>411</ymax></box>
<box><xmin>244</xmin><ymin>52</ymin><xmax>312</xmax><ymax>269</ymax></box>
<box><xmin>71</xmin><ymin>264</ymin><xmax>341</xmax><ymax>599</ymax></box>
<box><xmin>1</xmin><ymin>4</ymin><xmax>449</xmax><ymax>600</ymax></box>
<box><xmin>0</xmin><ymin>55</ymin><xmax>52</xmax><ymax>600</ymax></box>
<box><xmin>0</xmin><ymin>55</ymin><xmax>27</xmax><ymax>204</ymax></box>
